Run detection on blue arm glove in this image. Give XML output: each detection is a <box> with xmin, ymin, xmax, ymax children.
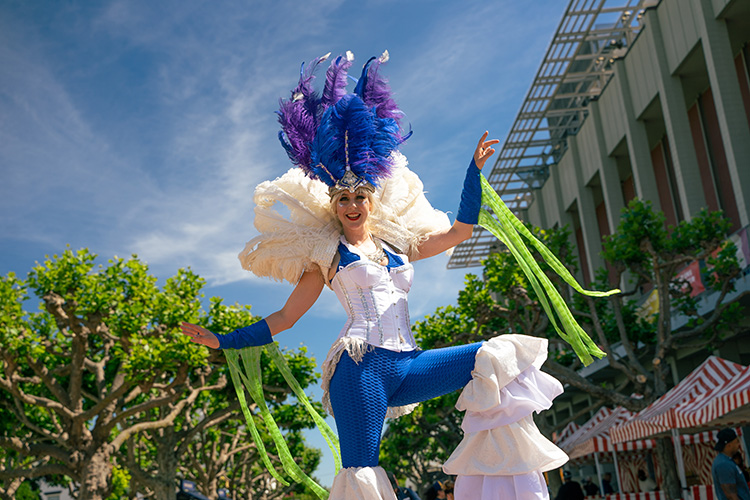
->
<box><xmin>456</xmin><ymin>158</ymin><xmax>481</xmax><ymax>225</ymax></box>
<box><xmin>216</xmin><ymin>319</ymin><xmax>273</xmax><ymax>350</ymax></box>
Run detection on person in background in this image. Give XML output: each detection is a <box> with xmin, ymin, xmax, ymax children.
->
<box><xmin>582</xmin><ymin>476</ymin><xmax>599</xmax><ymax>496</ymax></box>
<box><xmin>732</xmin><ymin>452</ymin><xmax>750</xmax><ymax>485</ymax></box>
<box><xmin>637</xmin><ymin>470</ymin><xmax>657</xmax><ymax>492</ymax></box>
<box><xmin>601</xmin><ymin>473</ymin><xmax>615</xmax><ymax>494</ymax></box>
<box><xmin>387</xmin><ymin>471</ymin><xmax>421</xmax><ymax>500</ymax></box>
<box><xmin>424</xmin><ymin>481</ymin><xmax>447</xmax><ymax>500</ymax></box>
<box><xmin>555</xmin><ymin>471</ymin><xmax>585</xmax><ymax>500</ymax></box>
<box><xmin>443</xmin><ymin>480</ymin><xmax>455</xmax><ymax>500</ymax></box>
<box><xmin>711</xmin><ymin>429</ymin><xmax>750</xmax><ymax>500</ymax></box>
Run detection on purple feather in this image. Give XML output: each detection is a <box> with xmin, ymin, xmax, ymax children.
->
<box><xmin>322</xmin><ymin>53</ymin><xmax>353</xmax><ymax>108</ymax></box>
<box><xmin>277</xmin><ymin>51</ymin><xmax>409</xmax><ymax>183</ymax></box>
<box><xmin>277</xmin><ymin>53</ymin><xmax>331</xmax><ymax>169</ymax></box>
<box><xmin>277</xmin><ymin>98</ymin><xmax>317</xmax><ymax>169</ymax></box>
<box><xmin>363</xmin><ymin>61</ymin><xmax>402</xmax><ymax>122</ymax></box>
<box><xmin>292</xmin><ymin>53</ymin><xmax>329</xmax><ymax>98</ymax></box>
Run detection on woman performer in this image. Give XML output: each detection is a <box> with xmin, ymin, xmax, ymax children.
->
<box><xmin>181</xmin><ymin>51</ymin><xmax>569</xmax><ymax>499</ymax></box>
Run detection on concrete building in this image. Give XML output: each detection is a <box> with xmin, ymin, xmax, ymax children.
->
<box><xmin>524</xmin><ymin>0</ymin><xmax>750</xmax><ymax>287</ymax></box>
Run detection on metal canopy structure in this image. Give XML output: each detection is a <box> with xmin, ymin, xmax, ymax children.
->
<box><xmin>448</xmin><ymin>0</ymin><xmax>657</xmax><ymax>269</ymax></box>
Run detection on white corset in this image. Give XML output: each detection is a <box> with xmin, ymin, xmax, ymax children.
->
<box><xmin>330</xmin><ymin>237</ymin><xmax>417</xmax><ymax>352</ymax></box>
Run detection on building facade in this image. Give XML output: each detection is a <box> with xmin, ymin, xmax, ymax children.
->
<box><xmin>524</xmin><ymin>0</ymin><xmax>750</xmax><ymax>287</ymax></box>
<box><xmin>513</xmin><ymin>0</ymin><xmax>750</xmax><ymax>492</ymax></box>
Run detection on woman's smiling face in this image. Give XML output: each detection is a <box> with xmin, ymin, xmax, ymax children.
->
<box><xmin>335</xmin><ymin>189</ymin><xmax>371</xmax><ymax>233</ymax></box>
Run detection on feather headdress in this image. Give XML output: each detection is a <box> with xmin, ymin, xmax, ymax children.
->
<box><xmin>277</xmin><ymin>51</ymin><xmax>409</xmax><ymax>195</ymax></box>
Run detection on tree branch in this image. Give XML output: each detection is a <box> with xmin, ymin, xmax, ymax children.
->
<box><xmin>176</xmin><ymin>400</ymin><xmax>237</xmax><ymax>458</ymax></box>
<box><xmin>26</xmin><ymin>355</ymin><xmax>71</xmax><ymax>407</ymax></box>
<box><xmin>110</xmin><ymin>376</ymin><xmax>217</xmax><ymax>449</ymax></box>
<box><xmin>543</xmin><ymin>359</ymin><xmax>647</xmax><ymax>412</ymax></box>
<box><xmin>0</xmin><ymin>463</ymin><xmax>74</xmax><ymax>481</ymax></box>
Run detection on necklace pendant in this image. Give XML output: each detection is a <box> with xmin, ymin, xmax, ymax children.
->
<box><xmin>364</xmin><ymin>236</ymin><xmax>387</xmax><ymax>264</ymax></box>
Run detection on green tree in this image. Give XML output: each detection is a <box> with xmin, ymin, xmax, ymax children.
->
<box><xmin>0</xmin><ymin>249</ymin><xmax>209</xmax><ymax>499</ymax></box>
<box><xmin>0</xmin><ymin>249</ymin><xmax>324</xmax><ymax>500</ymax></box>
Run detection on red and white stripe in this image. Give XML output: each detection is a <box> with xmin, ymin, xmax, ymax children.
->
<box><xmin>604</xmin><ymin>492</ymin><xmax>667</xmax><ymax>500</ymax></box>
<box><xmin>679</xmin><ymin>428</ymin><xmax>742</xmax><ymax>445</ymax></box>
<box><xmin>560</xmin><ymin>407</ymin><xmax>657</xmax><ymax>459</ymax></box>
<box><xmin>690</xmin><ymin>484</ymin><xmax>716</xmax><ymax>500</ymax></box>
<box><xmin>675</xmin><ymin>365</ymin><xmax>750</xmax><ymax>428</ymax></box>
<box><xmin>558</xmin><ymin>407</ymin><xmax>615</xmax><ymax>453</ymax></box>
<box><xmin>611</xmin><ymin>357</ymin><xmax>745</xmax><ymax>443</ymax></box>
<box><xmin>555</xmin><ymin>420</ymin><xmax>581</xmax><ymax>445</ymax></box>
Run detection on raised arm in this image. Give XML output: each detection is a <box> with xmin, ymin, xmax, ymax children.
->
<box><xmin>412</xmin><ymin>131</ymin><xmax>499</xmax><ymax>261</ymax></box>
<box><xmin>181</xmin><ymin>269</ymin><xmax>325</xmax><ymax>349</ymax></box>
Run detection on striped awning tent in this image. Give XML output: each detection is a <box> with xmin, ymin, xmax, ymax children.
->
<box><xmin>559</xmin><ymin>406</ymin><xmax>657</xmax><ymax>459</ymax></box>
<box><xmin>674</xmin><ymin>362</ymin><xmax>750</xmax><ymax>429</ymax></box>
<box><xmin>679</xmin><ymin>428</ymin><xmax>743</xmax><ymax>445</ymax></box>
<box><xmin>554</xmin><ymin>420</ymin><xmax>581</xmax><ymax>445</ymax></box>
<box><xmin>611</xmin><ymin>356</ymin><xmax>747</xmax><ymax>444</ymax></box>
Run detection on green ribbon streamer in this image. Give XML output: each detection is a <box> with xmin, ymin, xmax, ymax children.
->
<box><xmin>478</xmin><ymin>175</ymin><xmax>620</xmax><ymax>366</ymax></box>
<box><xmin>225</xmin><ymin>346</ymin><xmax>339</xmax><ymax>499</ymax></box>
<box><xmin>265</xmin><ymin>343</ymin><xmax>342</xmax><ymax>472</ymax></box>
<box><xmin>225</xmin><ymin>348</ymin><xmax>289</xmax><ymax>487</ymax></box>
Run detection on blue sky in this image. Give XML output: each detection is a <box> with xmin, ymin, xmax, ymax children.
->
<box><xmin>1</xmin><ymin>0</ymin><xmax>566</xmax><ymax>488</ymax></box>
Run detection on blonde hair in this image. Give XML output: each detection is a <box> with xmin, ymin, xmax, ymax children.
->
<box><xmin>329</xmin><ymin>188</ymin><xmax>382</xmax><ymax>233</ymax></box>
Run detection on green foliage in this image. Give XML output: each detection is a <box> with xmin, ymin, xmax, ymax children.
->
<box><xmin>1</xmin><ymin>247</ymin><xmax>324</xmax><ymax>500</ymax></box>
<box><xmin>602</xmin><ymin>200</ymin><xmax>735</xmax><ymax>280</ymax></box>
<box><xmin>13</xmin><ymin>481</ymin><xmax>41</xmax><ymax>500</ymax></box>
<box><xmin>602</xmin><ymin>199</ymin><xmax>667</xmax><ymax>271</ymax></box>
<box><xmin>602</xmin><ymin>199</ymin><xmax>740</xmax><ymax>342</ymax></box>
<box><xmin>413</xmin><ymin>304</ymin><xmax>479</xmax><ymax>347</ymax></box>
<box><xmin>106</xmin><ymin>466</ymin><xmax>130</xmax><ymax>500</ymax></box>
<box><xmin>572</xmin><ymin>267</ymin><xmax>657</xmax><ymax>347</ymax></box>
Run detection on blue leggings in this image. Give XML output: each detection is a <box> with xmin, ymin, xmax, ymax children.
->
<box><xmin>328</xmin><ymin>342</ymin><xmax>483</xmax><ymax>468</ymax></box>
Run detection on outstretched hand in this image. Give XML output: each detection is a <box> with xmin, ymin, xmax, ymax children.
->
<box><xmin>473</xmin><ymin>131</ymin><xmax>500</xmax><ymax>169</ymax></box>
<box><xmin>181</xmin><ymin>322</ymin><xmax>220</xmax><ymax>349</ymax></box>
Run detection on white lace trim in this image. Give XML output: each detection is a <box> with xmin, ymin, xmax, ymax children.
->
<box><xmin>320</xmin><ymin>337</ymin><xmax>420</xmax><ymax>419</ymax></box>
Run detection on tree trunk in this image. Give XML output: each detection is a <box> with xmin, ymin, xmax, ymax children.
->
<box><xmin>153</xmin><ymin>427</ymin><xmax>179</xmax><ymax>500</ymax></box>
<box><xmin>79</xmin><ymin>446</ymin><xmax>113</xmax><ymax>500</ymax></box>
<box><xmin>548</xmin><ymin>468</ymin><xmax>563</xmax><ymax>498</ymax></box>
<box><xmin>654</xmin><ymin>437</ymin><xmax>681</xmax><ymax>500</ymax></box>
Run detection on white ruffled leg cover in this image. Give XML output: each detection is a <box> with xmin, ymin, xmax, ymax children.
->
<box><xmin>328</xmin><ymin>466</ymin><xmax>398</xmax><ymax>500</ymax></box>
<box><xmin>443</xmin><ymin>335</ymin><xmax>569</xmax><ymax>500</ymax></box>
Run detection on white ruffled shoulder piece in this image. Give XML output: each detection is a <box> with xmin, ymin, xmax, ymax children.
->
<box><xmin>328</xmin><ymin>466</ymin><xmax>398</xmax><ymax>500</ymax></box>
<box><xmin>238</xmin><ymin>152</ymin><xmax>451</xmax><ymax>283</ymax></box>
<box><xmin>238</xmin><ymin>167</ymin><xmax>340</xmax><ymax>284</ymax></box>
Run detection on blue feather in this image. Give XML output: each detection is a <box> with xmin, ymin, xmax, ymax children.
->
<box><xmin>353</xmin><ymin>57</ymin><xmax>377</xmax><ymax>97</ymax></box>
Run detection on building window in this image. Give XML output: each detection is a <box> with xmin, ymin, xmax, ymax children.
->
<box><xmin>570</xmin><ymin>206</ymin><xmax>591</xmax><ymax>286</ymax></box>
<box><xmin>688</xmin><ymin>101</ymin><xmax>721</xmax><ymax>213</ymax></box>
<box><xmin>650</xmin><ymin>137</ymin><xmax>682</xmax><ymax>227</ymax></box>
<box><xmin>734</xmin><ymin>44</ymin><xmax>750</xmax><ymax>130</ymax></box>
<box><xmin>696</xmin><ymin>87</ymin><xmax>741</xmax><ymax>231</ymax></box>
